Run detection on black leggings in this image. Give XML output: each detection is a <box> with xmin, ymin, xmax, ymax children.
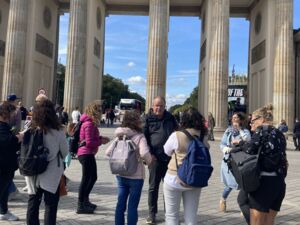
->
<box><xmin>238</xmin><ymin>189</ymin><xmax>250</xmax><ymax>225</ymax></box>
<box><xmin>78</xmin><ymin>154</ymin><xmax>97</xmax><ymax>202</ymax></box>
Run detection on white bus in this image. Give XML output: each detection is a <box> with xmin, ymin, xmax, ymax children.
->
<box><xmin>117</xmin><ymin>99</ymin><xmax>142</xmax><ymax>121</ymax></box>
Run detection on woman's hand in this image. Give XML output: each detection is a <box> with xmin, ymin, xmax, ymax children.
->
<box><xmin>101</xmin><ymin>136</ymin><xmax>110</xmax><ymax>144</ymax></box>
<box><xmin>231</xmin><ymin>139</ymin><xmax>241</xmax><ymax>145</ymax></box>
<box><xmin>16</xmin><ymin>132</ymin><xmax>24</xmax><ymax>143</ymax></box>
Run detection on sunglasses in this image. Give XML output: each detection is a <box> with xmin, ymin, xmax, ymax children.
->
<box><xmin>250</xmin><ymin>116</ymin><xmax>261</xmax><ymax>125</ymax></box>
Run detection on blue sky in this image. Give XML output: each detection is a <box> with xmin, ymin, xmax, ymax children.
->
<box><xmin>59</xmin><ymin>0</ymin><xmax>300</xmax><ymax>108</ymax></box>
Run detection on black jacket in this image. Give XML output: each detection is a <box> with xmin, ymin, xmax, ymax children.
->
<box><xmin>143</xmin><ymin>110</ymin><xmax>178</xmax><ymax>162</ymax></box>
<box><xmin>293</xmin><ymin>121</ymin><xmax>300</xmax><ymax>134</ymax></box>
<box><xmin>243</xmin><ymin>125</ymin><xmax>287</xmax><ymax>175</ymax></box>
<box><xmin>0</xmin><ymin>121</ymin><xmax>20</xmax><ymax>177</ymax></box>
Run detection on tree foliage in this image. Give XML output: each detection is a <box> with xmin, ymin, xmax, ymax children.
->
<box><xmin>54</xmin><ymin>68</ymin><xmax>145</xmax><ymax>110</ymax></box>
<box><xmin>102</xmin><ymin>74</ymin><xmax>145</xmax><ymax>110</ymax></box>
<box><xmin>169</xmin><ymin>86</ymin><xmax>199</xmax><ymax>114</ymax></box>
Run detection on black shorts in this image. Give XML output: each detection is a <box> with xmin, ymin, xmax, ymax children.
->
<box><xmin>249</xmin><ymin>176</ymin><xmax>286</xmax><ymax>212</ymax></box>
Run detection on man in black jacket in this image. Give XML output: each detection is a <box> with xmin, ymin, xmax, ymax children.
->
<box><xmin>293</xmin><ymin>118</ymin><xmax>300</xmax><ymax>150</ymax></box>
<box><xmin>143</xmin><ymin>96</ymin><xmax>178</xmax><ymax>224</ymax></box>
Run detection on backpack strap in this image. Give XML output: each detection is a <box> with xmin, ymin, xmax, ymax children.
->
<box><xmin>181</xmin><ymin>129</ymin><xmax>197</xmax><ymax>141</ymax></box>
<box><xmin>175</xmin><ymin>129</ymin><xmax>198</xmax><ymax>169</ymax></box>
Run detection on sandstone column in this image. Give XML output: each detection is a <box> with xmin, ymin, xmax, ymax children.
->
<box><xmin>146</xmin><ymin>0</ymin><xmax>169</xmax><ymax>111</ymax></box>
<box><xmin>63</xmin><ymin>0</ymin><xmax>87</xmax><ymax>111</ymax></box>
<box><xmin>1</xmin><ymin>0</ymin><xmax>28</xmax><ymax>100</ymax></box>
<box><xmin>273</xmin><ymin>0</ymin><xmax>294</xmax><ymax>128</ymax></box>
<box><xmin>207</xmin><ymin>0</ymin><xmax>229</xmax><ymax>131</ymax></box>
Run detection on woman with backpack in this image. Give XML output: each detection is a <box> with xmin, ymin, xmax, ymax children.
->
<box><xmin>241</xmin><ymin>104</ymin><xmax>287</xmax><ymax>225</ymax></box>
<box><xmin>163</xmin><ymin>107</ymin><xmax>210</xmax><ymax>225</ymax></box>
<box><xmin>76</xmin><ymin>101</ymin><xmax>110</xmax><ymax>214</ymax></box>
<box><xmin>105</xmin><ymin>110</ymin><xmax>153</xmax><ymax>225</ymax></box>
<box><xmin>0</xmin><ymin>101</ymin><xmax>21</xmax><ymax>221</ymax></box>
<box><xmin>25</xmin><ymin>99</ymin><xmax>68</xmax><ymax>225</ymax></box>
<box><xmin>219</xmin><ymin>112</ymin><xmax>251</xmax><ymax>213</ymax></box>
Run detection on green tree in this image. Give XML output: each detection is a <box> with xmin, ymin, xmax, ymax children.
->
<box><xmin>183</xmin><ymin>86</ymin><xmax>198</xmax><ymax>108</ymax></box>
<box><xmin>169</xmin><ymin>104</ymin><xmax>182</xmax><ymax>114</ymax></box>
<box><xmin>102</xmin><ymin>74</ymin><xmax>145</xmax><ymax>111</ymax></box>
<box><xmin>169</xmin><ymin>86</ymin><xmax>199</xmax><ymax>115</ymax></box>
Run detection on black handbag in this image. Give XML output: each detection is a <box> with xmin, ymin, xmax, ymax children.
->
<box><xmin>227</xmin><ymin>146</ymin><xmax>262</xmax><ymax>193</ymax></box>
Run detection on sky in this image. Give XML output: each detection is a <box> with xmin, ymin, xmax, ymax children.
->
<box><xmin>58</xmin><ymin>0</ymin><xmax>300</xmax><ymax>109</ymax></box>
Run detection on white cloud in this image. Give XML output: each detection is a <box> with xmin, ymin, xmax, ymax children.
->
<box><xmin>166</xmin><ymin>94</ymin><xmax>188</xmax><ymax>109</ymax></box>
<box><xmin>127</xmin><ymin>76</ymin><xmax>146</xmax><ymax>85</ymax></box>
<box><xmin>127</xmin><ymin>61</ymin><xmax>136</xmax><ymax>67</ymax></box>
<box><xmin>59</xmin><ymin>47</ymin><xmax>67</xmax><ymax>55</ymax></box>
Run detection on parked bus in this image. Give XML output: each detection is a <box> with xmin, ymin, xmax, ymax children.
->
<box><xmin>117</xmin><ymin>99</ymin><xmax>142</xmax><ymax>121</ymax></box>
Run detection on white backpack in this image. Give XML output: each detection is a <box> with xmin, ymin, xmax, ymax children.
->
<box><xmin>109</xmin><ymin>135</ymin><xmax>139</xmax><ymax>176</ymax></box>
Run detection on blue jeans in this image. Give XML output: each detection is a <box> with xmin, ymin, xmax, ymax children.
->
<box><xmin>115</xmin><ymin>176</ymin><xmax>144</xmax><ymax>225</ymax></box>
<box><xmin>8</xmin><ymin>181</ymin><xmax>16</xmax><ymax>194</ymax></box>
<box><xmin>222</xmin><ymin>186</ymin><xmax>232</xmax><ymax>200</ymax></box>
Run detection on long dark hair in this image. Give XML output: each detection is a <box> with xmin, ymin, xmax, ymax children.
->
<box><xmin>31</xmin><ymin>99</ymin><xmax>62</xmax><ymax>133</ymax></box>
<box><xmin>180</xmin><ymin>107</ymin><xmax>208</xmax><ymax>137</ymax></box>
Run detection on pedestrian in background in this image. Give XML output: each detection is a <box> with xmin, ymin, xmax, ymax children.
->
<box><xmin>207</xmin><ymin>112</ymin><xmax>215</xmax><ymax>141</ymax></box>
<box><xmin>293</xmin><ymin>118</ymin><xmax>300</xmax><ymax>150</ymax></box>
<box><xmin>71</xmin><ymin>106</ymin><xmax>81</xmax><ymax>124</ymax></box>
<box><xmin>278</xmin><ymin>119</ymin><xmax>288</xmax><ymax>140</ymax></box>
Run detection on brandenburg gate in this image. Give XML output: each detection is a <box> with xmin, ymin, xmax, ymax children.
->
<box><xmin>0</xmin><ymin>0</ymin><xmax>295</xmax><ymax>131</ymax></box>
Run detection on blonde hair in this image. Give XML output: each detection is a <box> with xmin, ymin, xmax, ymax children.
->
<box><xmin>252</xmin><ymin>103</ymin><xmax>273</xmax><ymax>122</ymax></box>
<box><xmin>84</xmin><ymin>100</ymin><xmax>102</xmax><ymax>124</ymax></box>
<box><xmin>67</xmin><ymin>122</ymin><xmax>76</xmax><ymax>136</ymax></box>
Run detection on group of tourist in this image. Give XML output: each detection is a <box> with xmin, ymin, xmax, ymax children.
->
<box><xmin>0</xmin><ymin>93</ymin><xmax>290</xmax><ymax>225</ymax></box>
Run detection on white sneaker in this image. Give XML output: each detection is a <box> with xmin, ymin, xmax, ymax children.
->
<box><xmin>0</xmin><ymin>211</ymin><xmax>19</xmax><ymax>221</ymax></box>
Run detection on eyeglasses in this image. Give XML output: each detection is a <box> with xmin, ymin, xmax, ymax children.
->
<box><xmin>250</xmin><ymin>116</ymin><xmax>261</xmax><ymax>125</ymax></box>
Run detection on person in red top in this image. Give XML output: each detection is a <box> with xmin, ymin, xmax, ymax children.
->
<box><xmin>76</xmin><ymin>101</ymin><xmax>110</xmax><ymax>214</ymax></box>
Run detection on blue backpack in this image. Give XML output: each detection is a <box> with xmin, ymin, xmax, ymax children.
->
<box><xmin>175</xmin><ymin>130</ymin><xmax>213</xmax><ymax>188</ymax></box>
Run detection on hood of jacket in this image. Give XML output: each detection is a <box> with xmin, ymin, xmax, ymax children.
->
<box><xmin>114</xmin><ymin>127</ymin><xmax>138</xmax><ymax>138</ymax></box>
<box><xmin>80</xmin><ymin>113</ymin><xmax>93</xmax><ymax>123</ymax></box>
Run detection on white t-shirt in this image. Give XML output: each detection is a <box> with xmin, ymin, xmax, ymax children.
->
<box><xmin>163</xmin><ymin>132</ymin><xmax>193</xmax><ymax>190</ymax></box>
<box><xmin>71</xmin><ymin>110</ymin><xmax>81</xmax><ymax>123</ymax></box>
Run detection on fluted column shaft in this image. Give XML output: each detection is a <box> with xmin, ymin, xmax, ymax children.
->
<box><xmin>146</xmin><ymin>0</ymin><xmax>169</xmax><ymax>111</ymax></box>
<box><xmin>273</xmin><ymin>0</ymin><xmax>294</xmax><ymax>128</ymax></box>
<box><xmin>64</xmin><ymin>0</ymin><xmax>87</xmax><ymax>111</ymax></box>
<box><xmin>207</xmin><ymin>0</ymin><xmax>229</xmax><ymax>131</ymax></box>
<box><xmin>1</xmin><ymin>0</ymin><xmax>28</xmax><ymax>100</ymax></box>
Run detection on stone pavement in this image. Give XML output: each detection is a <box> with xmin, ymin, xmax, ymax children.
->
<box><xmin>3</xmin><ymin>124</ymin><xmax>300</xmax><ymax>225</ymax></box>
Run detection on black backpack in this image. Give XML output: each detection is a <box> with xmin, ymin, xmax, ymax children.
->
<box><xmin>68</xmin><ymin>121</ymin><xmax>84</xmax><ymax>155</ymax></box>
<box><xmin>18</xmin><ymin>129</ymin><xmax>49</xmax><ymax>176</ymax></box>
<box><xmin>227</xmin><ymin>125</ymin><xmax>287</xmax><ymax>192</ymax></box>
